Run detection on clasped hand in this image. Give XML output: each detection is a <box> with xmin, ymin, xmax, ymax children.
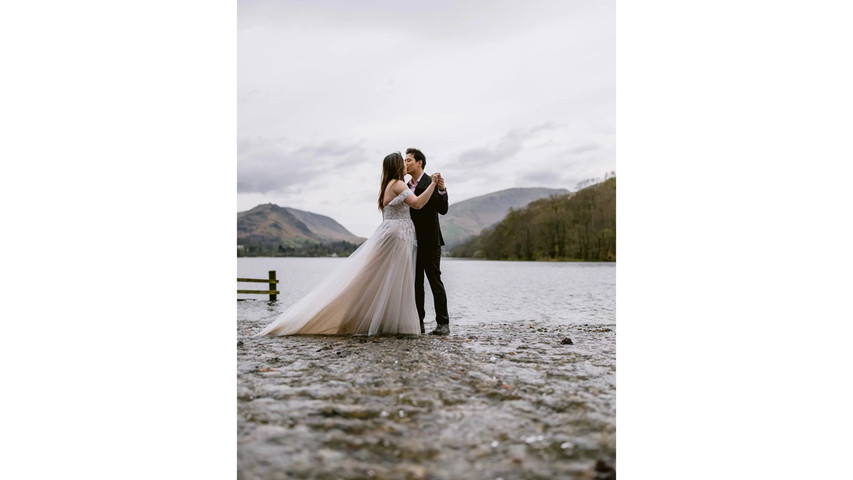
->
<box><xmin>431</xmin><ymin>172</ymin><xmax>445</xmax><ymax>190</ymax></box>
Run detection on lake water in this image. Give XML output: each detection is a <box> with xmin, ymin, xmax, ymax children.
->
<box><xmin>238</xmin><ymin>257</ymin><xmax>615</xmax><ymax>327</ymax></box>
<box><xmin>237</xmin><ymin>257</ymin><xmax>616</xmax><ymax>479</ymax></box>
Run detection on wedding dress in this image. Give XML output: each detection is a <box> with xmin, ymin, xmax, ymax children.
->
<box><xmin>257</xmin><ymin>189</ymin><xmax>420</xmax><ymax>336</ymax></box>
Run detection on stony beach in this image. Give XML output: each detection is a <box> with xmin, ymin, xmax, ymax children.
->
<box><xmin>237</xmin><ymin>300</ymin><xmax>616</xmax><ymax>480</ymax></box>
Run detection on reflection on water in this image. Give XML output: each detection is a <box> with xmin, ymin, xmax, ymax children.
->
<box><xmin>238</xmin><ymin>258</ymin><xmax>616</xmax><ymax>479</ymax></box>
<box><xmin>238</xmin><ymin>258</ymin><xmax>615</xmax><ymax>326</ymax></box>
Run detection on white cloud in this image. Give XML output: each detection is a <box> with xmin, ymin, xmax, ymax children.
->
<box><xmin>237</xmin><ymin>138</ymin><xmax>367</xmax><ymax>194</ymax></box>
<box><xmin>237</xmin><ymin>0</ymin><xmax>615</xmax><ymax>236</ymax></box>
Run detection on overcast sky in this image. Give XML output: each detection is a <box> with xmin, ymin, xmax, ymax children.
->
<box><xmin>238</xmin><ymin>0</ymin><xmax>614</xmax><ymax>237</ymax></box>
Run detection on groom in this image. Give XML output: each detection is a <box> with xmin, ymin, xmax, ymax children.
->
<box><xmin>405</xmin><ymin>148</ymin><xmax>451</xmax><ymax>335</ymax></box>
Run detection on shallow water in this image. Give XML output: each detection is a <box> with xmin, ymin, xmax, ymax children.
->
<box><xmin>237</xmin><ymin>258</ymin><xmax>615</xmax><ymax>479</ymax></box>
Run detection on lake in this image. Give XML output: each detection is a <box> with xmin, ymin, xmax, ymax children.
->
<box><xmin>238</xmin><ymin>257</ymin><xmax>615</xmax><ymax>327</ymax></box>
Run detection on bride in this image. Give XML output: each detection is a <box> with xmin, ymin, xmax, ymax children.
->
<box><xmin>256</xmin><ymin>152</ymin><xmax>439</xmax><ymax>336</ymax></box>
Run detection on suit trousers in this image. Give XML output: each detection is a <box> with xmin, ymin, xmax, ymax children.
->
<box><xmin>415</xmin><ymin>245</ymin><xmax>450</xmax><ymax>328</ymax></box>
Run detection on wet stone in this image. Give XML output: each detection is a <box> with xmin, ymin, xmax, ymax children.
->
<box><xmin>594</xmin><ymin>458</ymin><xmax>617</xmax><ymax>480</ymax></box>
<box><xmin>238</xmin><ymin>301</ymin><xmax>614</xmax><ymax>479</ymax></box>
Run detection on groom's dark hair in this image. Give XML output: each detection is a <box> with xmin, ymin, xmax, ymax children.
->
<box><xmin>406</xmin><ymin>147</ymin><xmax>426</xmax><ymax>168</ymax></box>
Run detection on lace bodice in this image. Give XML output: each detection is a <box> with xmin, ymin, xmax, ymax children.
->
<box><xmin>380</xmin><ymin>189</ymin><xmax>416</xmax><ymax>244</ymax></box>
<box><xmin>383</xmin><ymin>189</ymin><xmax>413</xmax><ymax>220</ymax></box>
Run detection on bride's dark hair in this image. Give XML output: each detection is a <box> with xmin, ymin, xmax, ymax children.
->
<box><xmin>378</xmin><ymin>152</ymin><xmax>405</xmax><ymax>211</ymax></box>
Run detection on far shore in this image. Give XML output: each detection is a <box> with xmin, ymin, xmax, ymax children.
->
<box><xmin>238</xmin><ymin>254</ymin><xmax>615</xmax><ymax>262</ymax></box>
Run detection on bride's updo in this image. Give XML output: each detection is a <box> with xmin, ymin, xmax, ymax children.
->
<box><xmin>378</xmin><ymin>152</ymin><xmax>405</xmax><ymax>211</ymax></box>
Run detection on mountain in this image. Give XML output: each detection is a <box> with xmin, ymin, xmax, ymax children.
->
<box><xmin>237</xmin><ymin>204</ymin><xmax>365</xmax><ymax>256</ymax></box>
<box><xmin>441</xmin><ymin>187</ymin><xmax>570</xmax><ymax>248</ymax></box>
<box><xmin>451</xmin><ymin>177</ymin><xmax>615</xmax><ymax>261</ymax></box>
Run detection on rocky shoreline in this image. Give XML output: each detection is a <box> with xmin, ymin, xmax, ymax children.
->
<box><xmin>238</xmin><ymin>300</ymin><xmax>616</xmax><ymax>480</ymax></box>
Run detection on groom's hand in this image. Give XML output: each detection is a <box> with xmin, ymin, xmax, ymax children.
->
<box><xmin>437</xmin><ymin>174</ymin><xmax>445</xmax><ymax>191</ymax></box>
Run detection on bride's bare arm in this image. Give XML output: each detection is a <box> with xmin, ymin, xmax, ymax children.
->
<box><xmin>392</xmin><ymin>176</ymin><xmax>438</xmax><ymax>210</ymax></box>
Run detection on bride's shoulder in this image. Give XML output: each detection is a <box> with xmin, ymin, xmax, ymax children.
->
<box><xmin>389</xmin><ymin>179</ymin><xmax>407</xmax><ymax>193</ymax></box>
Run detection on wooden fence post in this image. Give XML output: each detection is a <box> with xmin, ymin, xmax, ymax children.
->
<box><xmin>237</xmin><ymin>271</ymin><xmax>280</xmax><ymax>301</ymax></box>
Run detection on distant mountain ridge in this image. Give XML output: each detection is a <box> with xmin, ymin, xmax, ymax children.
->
<box><xmin>237</xmin><ymin>204</ymin><xmax>365</xmax><ymax>255</ymax></box>
<box><xmin>236</xmin><ymin>187</ymin><xmax>569</xmax><ymax>256</ymax></box>
<box><xmin>442</xmin><ymin>187</ymin><xmax>570</xmax><ymax>248</ymax></box>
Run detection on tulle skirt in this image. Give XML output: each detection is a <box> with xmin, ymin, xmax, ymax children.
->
<box><xmin>256</xmin><ymin>219</ymin><xmax>420</xmax><ymax>336</ymax></box>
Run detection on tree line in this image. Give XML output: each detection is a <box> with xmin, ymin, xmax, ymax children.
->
<box><xmin>237</xmin><ymin>240</ymin><xmax>361</xmax><ymax>258</ymax></box>
<box><xmin>450</xmin><ymin>175</ymin><xmax>615</xmax><ymax>261</ymax></box>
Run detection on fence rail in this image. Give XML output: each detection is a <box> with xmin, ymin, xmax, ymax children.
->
<box><xmin>237</xmin><ymin>270</ymin><xmax>279</xmax><ymax>301</ymax></box>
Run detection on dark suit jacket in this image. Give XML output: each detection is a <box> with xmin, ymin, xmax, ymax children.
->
<box><xmin>410</xmin><ymin>172</ymin><xmax>449</xmax><ymax>248</ymax></box>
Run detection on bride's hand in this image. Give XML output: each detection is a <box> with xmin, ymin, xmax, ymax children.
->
<box><xmin>431</xmin><ymin>173</ymin><xmax>440</xmax><ymax>184</ymax></box>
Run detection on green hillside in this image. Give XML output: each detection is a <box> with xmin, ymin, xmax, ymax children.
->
<box><xmin>450</xmin><ymin>177</ymin><xmax>615</xmax><ymax>261</ymax></box>
<box><xmin>442</xmin><ymin>188</ymin><xmax>569</xmax><ymax>248</ymax></box>
<box><xmin>237</xmin><ymin>204</ymin><xmax>365</xmax><ymax>257</ymax></box>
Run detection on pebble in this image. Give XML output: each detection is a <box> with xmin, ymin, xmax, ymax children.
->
<box><xmin>593</xmin><ymin>459</ymin><xmax>616</xmax><ymax>480</ymax></box>
<box><xmin>238</xmin><ymin>304</ymin><xmax>614</xmax><ymax>479</ymax></box>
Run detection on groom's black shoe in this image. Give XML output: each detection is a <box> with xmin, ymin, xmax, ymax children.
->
<box><xmin>430</xmin><ymin>324</ymin><xmax>450</xmax><ymax>336</ymax></box>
